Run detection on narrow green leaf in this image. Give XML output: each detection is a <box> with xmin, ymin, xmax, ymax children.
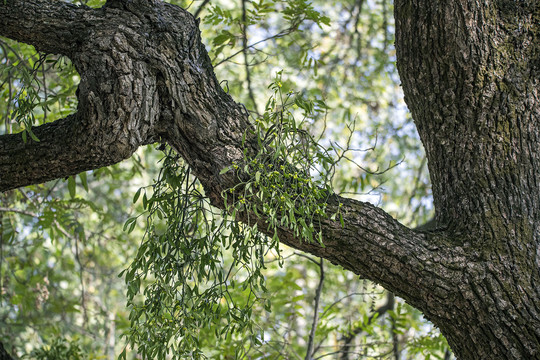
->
<box><xmin>67</xmin><ymin>176</ymin><xmax>76</xmax><ymax>199</ymax></box>
<box><xmin>219</xmin><ymin>165</ymin><xmax>233</xmax><ymax>175</ymax></box>
<box><xmin>264</xmin><ymin>299</ymin><xmax>272</xmax><ymax>312</ymax></box>
<box><xmin>133</xmin><ymin>188</ymin><xmax>142</xmax><ymax>203</ymax></box>
<box><xmin>142</xmin><ymin>193</ymin><xmax>148</xmax><ymax>209</ymax></box>
<box><xmin>123</xmin><ymin>217</ymin><xmax>137</xmax><ymax>233</ymax></box>
<box><xmin>79</xmin><ymin>171</ymin><xmax>88</xmax><ymax>192</ymax></box>
<box><xmin>28</xmin><ymin>128</ymin><xmax>40</xmax><ymax>142</ymax></box>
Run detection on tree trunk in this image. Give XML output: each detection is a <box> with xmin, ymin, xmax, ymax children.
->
<box><xmin>0</xmin><ymin>0</ymin><xmax>539</xmax><ymax>358</ymax></box>
<box><xmin>394</xmin><ymin>0</ymin><xmax>540</xmax><ymax>358</ymax></box>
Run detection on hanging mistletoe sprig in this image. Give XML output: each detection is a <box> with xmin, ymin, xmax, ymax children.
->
<box><xmin>121</xmin><ymin>151</ymin><xmax>280</xmax><ymax>359</ymax></box>
<box><xmin>121</xmin><ymin>73</ymin><xmax>343</xmax><ymax>359</ymax></box>
<box><xmin>222</xmin><ymin>71</ymin><xmax>344</xmax><ymax>245</ymax></box>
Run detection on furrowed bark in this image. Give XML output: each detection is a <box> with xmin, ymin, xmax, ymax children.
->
<box><xmin>0</xmin><ymin>115</ymin><xmax>140</xmax><ymax>190</ymax></box>
<box><xmin>0</xmin><ymin>0</ymin><xmax>164</xmax><ymax>190</ymax></box>
<box><xmin>395</xmin><ymin>0</ymin><xmax>540</xmax><ymax>358</ymax></box>
<box><xmin>0</xmin><ymin>0</ymin><xmax>90</xmax><ymax>55</ymax></box>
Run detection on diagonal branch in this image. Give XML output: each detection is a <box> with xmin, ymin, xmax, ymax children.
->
<box><xmin>192</xmin><ymin>0</ymin><xmax>210</xmax><ymax>18</ymax></box>
<box><xmin>0</xmin><ymin>115</ymin><xmax>143</xmax><ymax>191</ymax></box>
<box><xmin>0</xmin><ymin>0</ymin><xmax>458</xmax><ymax>328</ymax></box>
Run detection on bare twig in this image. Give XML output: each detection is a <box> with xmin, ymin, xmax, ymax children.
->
<box><xmin>391</xmin><ymin>311</ymin><xmax>400</xmax><ymax>359</ymax></box>
<box><xmin>214</xmin><ymin>27</ymin><xmax>295</xmax><ymax>67</ymax></box>
<box><xmin>319</xmin><ymin>290</ymin><xmax>384</xmax><ymax>321</ymax></box>
<box><xmin>73</xmin><ymin>229</ymin><xmax>88</xmax><ymax>325</ymax></box>
<box><xmin>193</xmin><ymin>0</ymin><xmax>211</xmax><ymax>18</ymax></box>
<box><xmin>305</xmin><ymin>259</ymin><xmax>324</xmax><ymax>360</ymax></box>
<box><xmin>241</xmin><ymin>0</ymin><xmax>260</xmax><ymax>117</ymax></box>
<box><xmin>0</xmin><ymin>207</ymin><xmax>38</xmax><ymax>217</ymax></box>
<box><xmin>339</xmin><ymin>292</ymin><xmax>395</xmax><ymax>360</ymax></box>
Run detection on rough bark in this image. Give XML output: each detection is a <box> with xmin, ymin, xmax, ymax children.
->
<box><xmin>0</xmin><ymin>0</ymin><xmax>538</xmax><ymax>359</ymax></box>
<box><xmin>395</xmin><ymin>0</ymin><xmax>540</xmax><ymax>358</ymax></box>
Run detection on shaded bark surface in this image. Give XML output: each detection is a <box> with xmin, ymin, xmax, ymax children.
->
<box><xmin>0</xmin><ymin>0</ymin><xmax>539</xmax><ymax>358</ymax></box>
<box><xmin>395</xmin><ymin>0</ymin><xmax>540</xmax><ymax>358</ymax></box>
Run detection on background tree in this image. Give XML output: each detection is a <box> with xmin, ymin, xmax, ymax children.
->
<box><xmin>0</xmin><ymin>0</ymin><xmax>538</xmax><ymax>359</ymax></box>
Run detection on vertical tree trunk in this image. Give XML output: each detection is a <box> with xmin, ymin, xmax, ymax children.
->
<box><xmin>395</xmin><ymin>0</ymin><xmax>540</xmax><ymax>358</ymax></box>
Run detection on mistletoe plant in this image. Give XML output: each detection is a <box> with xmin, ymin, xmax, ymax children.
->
<box><xmin>121</xmin><ymin>73</ymin><xmax>342</xmax><ymax>359</ymax></box>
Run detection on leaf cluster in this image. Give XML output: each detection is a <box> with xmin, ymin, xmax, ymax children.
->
<box><xmin>121</xmin><ymin>73</ymin><xmax>344</xmax><ymax>359</ymax></box>
<box><xmin>122</xmin><ymin>154</ymin><xmax>271</xmax><ymax>359</ymax></box>
<box><xmin>223</xmin><ymin>72</ymin><xmax>343</xmax><ymax>245</ymax></box>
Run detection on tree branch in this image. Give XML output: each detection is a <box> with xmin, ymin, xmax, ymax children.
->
<box><xmin>0</xmin><ymin>0</ymin><xmax>91</xmax><ymax>55</ymax></box>
<box><xmin>305</xmin><ymin>259</ymin><xmax>324</xmax><ymax>360</ymax></box>
<box><xmin>0</xmin><ymin>0</ymin><xmax>171</xmax><ymax>191</ymax></box>
<box><xmin>192</xmin><ymin>0</ymin><xmax>210</xmax><ymax>18</ymax></box>
<box><xmin>241</xmin><ymin>0</ymin><xmax>260</xmax><ymax>117</ymax></box>
<box><xmin>0</xmin><ymin>206</ymin><xmax>38</xmax><ymax>217</ymax></box>
<box><xmin>0</xmin><ymin>116</ymin><xmax>143</xmax><ymax>191</ymax></box>
<box><xmin>0</xmin><ymin>0</ymin><xmax>458</xmax><ymax>326</ymax></box>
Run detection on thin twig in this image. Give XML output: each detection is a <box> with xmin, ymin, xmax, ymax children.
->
<box><xmin>241</xmin><ymin>0</ymin><xmax>260</xmax><ymax>117</ymax></box>
<box><xmin>73</xmin><ymin>229</ymin><xmax>88</xmax><ymax>326</ymax></box>
<box><xmin>339</xmin><ymin>292</ymin><xmax>395</xmax><ymax>360</ymax></box>
<box><xmin>305</xmin><ymin>259</ymin><xmax>324</xmax><ymax>360</ymax></box>
<box><xmin>0</xmin><ymin>207</ymin><xmax>38</xmax><ymax>217</ymax></box>
<box><xmin>193</xmin><ymin>0</ymin><xmax>211</xmax><ymax>18</ymax></box>
<box><xmin>214</xmin><ymin>27</ymin><xmax>295</xmax><ymax>67</ymax></box>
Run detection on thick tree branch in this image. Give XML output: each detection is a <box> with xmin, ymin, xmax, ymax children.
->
<box><xmin>0</xmin><ymin>116</ymin><xmax>142</xmax><ymax>190</ymax></box>
<box><xmin>0</xmin><ymin>0</ymin><xmax>171</xmax><ymax>190</ymax></box>
<box><xmin>395</xmin><ymin>0</ymin><xmax>540</xmax><ymax>231</ymax></box>
<box><xmin>395</xmin><ymin>0</ymin><xmax>540</xmax><ymax>357</ymax></box>
<box><xmin>0</xmin><ymin>0</ymin><xmax>452</xmax><ymax>313</ymax></box>
<box><xmin>0</xmin><ymin>0</ymin><xmax>91</xmax><ymax>55</ymax></box>
<box><xmin>0</xmin><ymin>0</ymin><xmax>455</xmax><ymax>305</ymax></box>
